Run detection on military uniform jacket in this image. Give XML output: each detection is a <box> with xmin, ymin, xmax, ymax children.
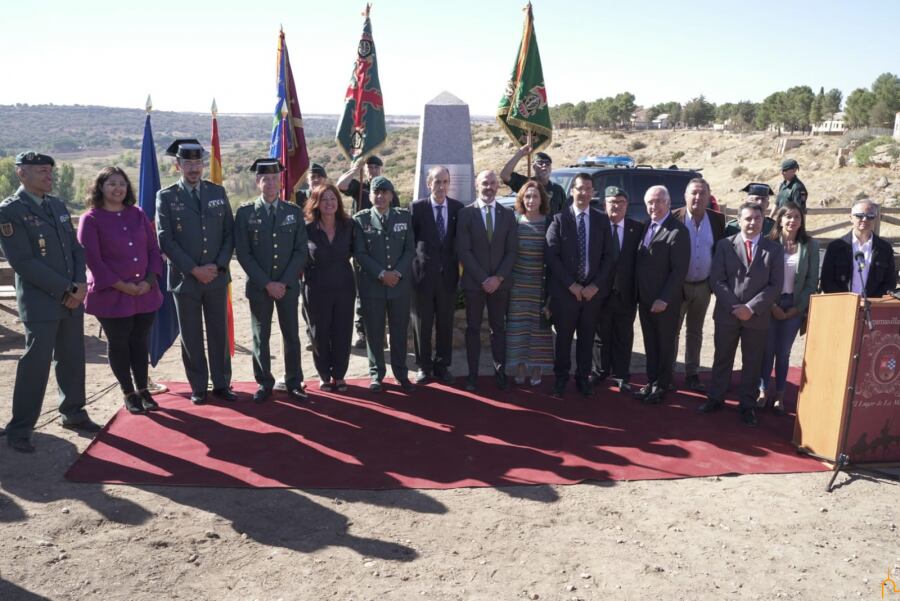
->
<box><xmin>776</xmin><ymin>177</ymin><xmax>808</xmax><ymax>211</ymax></box>
<box><xmin>156</xmin><ymin>179</ymin><xmax>234</xmax><ymax>294</ymax></box>
<box><xmin>352</xmin><ymin>207</ymin><xmax>414</xmax><ymax>299</ymax></box>
<box><xmin>234</xmin><ymin>198</ymin><xmax>308</xmax><ymax>300</ymax></box>
<box><xmin>0</xmin><ymin>187</ymin><xmax>85</xmax><ymax>322</ymax></box>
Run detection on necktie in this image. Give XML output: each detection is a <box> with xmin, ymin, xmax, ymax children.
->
<box><xmin>612</xmin><ymin>223</ymin><xmax>620</xmax><ymax>260</ymax></box>
<box><xmin>43</xmin><ymin>200</ymin><xmax>55</xmax><ymax>221</ymax></box>
<box><xmin>436</xmin><ymin>204</ymin><xmax>446</xmax><ymax>240</ymax></box>
<box><xmin>269</xmin><ymin>204</ymin><xmax>276</xmax><ymax>227</ymax></box>
<box><xmin>485</xmin><ymin>206</ymin><xmax>493</xmax><ymax>242</ymax></box>
<box><xmin>744</xmin><ymin>239</ymin><xmax>753</xmax><ymax>264</ymax></box>
<box><xmin>191</xmin><ymin>188</ymin><xmax>200</xmax><ymax>205</ymax></box>
<box><xmin>577</xmin><ymin>212</ymin><xmax>587</xmax><ymax>283</ymax></box>
<box><xmin>644</xmin><ymin>222</ymin><xmax>657</xmax><ymax>248</ymax></box>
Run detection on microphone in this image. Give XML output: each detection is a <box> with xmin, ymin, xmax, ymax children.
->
<box><xmin>854</xmin><ymin>250</ymin><xmax>866</xmax><ymax>271</ymax></box>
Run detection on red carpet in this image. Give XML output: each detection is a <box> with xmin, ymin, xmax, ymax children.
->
<box><xmin>65</xmin><ymin>368</ymin><xmax>827</xmax><ymax>489</ymax></box>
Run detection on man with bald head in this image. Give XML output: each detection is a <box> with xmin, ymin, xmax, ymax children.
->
<box><xmin>410</xmin><ymin>165</ymin><xmax>464</xmax><ymax>384</ymax></box>
<box><xmin>634</xmin><ymin>185</ymin><xmax>690</xmax><ymax>405</ymax></box>
<box><xmin>820</xmin><ymin>200</ymin><xmax>897</xmax><ymax>297</ymax></box>
<box><xmin>456</xmin><ymin>170</ymin><xmax>518</xmax><ymax>391</ymax></box>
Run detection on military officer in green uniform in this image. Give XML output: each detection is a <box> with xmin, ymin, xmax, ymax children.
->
<box><xmin>156</xmin><ymin>139</ymin><xmax>235</xmax><ymax>405</ymax></box>
<box><xmin>775</xmin><ymin>158</ymin><xmax>808</xmax><ymax>213</ymax></box>
<box><xmin>293</xmin><ymin>162</ymin><xmax>327</xmax><ymax>211</ymax></box>
<box><xmin>500</xmin><ymin>146</ymin><xmax>568</xmax><ymax>215</ymax></box>
<box><xmin>235</xmin><ymin>159</ymin><xmax>309</xmax><ymax>403</ymax></box>
<box><xmin>352</xmin><ymin>176</ymin><xmax>415</xmax><ymax>392</ymax></box>
<box><xmin>0</xmin><ymin>152</ymin><xmax>101</xmax><ymax>453</ymax></box>
<box><xmin>725</xmin><ymin>183</ymin><xmax>777</xmax><ymax>237</ymax></box>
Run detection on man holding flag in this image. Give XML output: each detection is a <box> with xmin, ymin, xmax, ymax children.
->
<box><xmin>155</xmin><ymin>139</ymin><xmax>235</xmax><ymax>405</ymax></box>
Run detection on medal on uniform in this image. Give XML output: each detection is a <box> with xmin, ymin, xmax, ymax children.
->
<box><xmin>176</xmin><ymin>221</ymin><xmax>183</xmax><ymax>232</ymax></box>
<box><xmin>38</xmin><ymin>236</ymin><xmax>47</xmax><ymax>256</ymax></box>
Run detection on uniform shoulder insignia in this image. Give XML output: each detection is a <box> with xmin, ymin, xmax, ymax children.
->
<box><xmin>396</xmin><ymin>207</ymin><xmax>410</xmax><ymax>215</ymax></box>
<box><xmin>353</xmin><ymin>209</ymin><xmax>369</xmax><ymax>219</ymax></box>
<box><xmin>239</xmin><ymin>200</ymin><xmax>255</xmax><ymax>209</ymax></box>
<box><xmin>0</xmin><ymin>222</ymin><xmax>12</xmax><ymax>237</ymax></box>
<box><xmin>0</xmin><ymin>196</ymin><xmax>14</xmax><ymax>209</ymax></box>
<box><xmin>161</xmin><ymin>182</ymin><xmax>179</xmax><ymax>193</ymax></box>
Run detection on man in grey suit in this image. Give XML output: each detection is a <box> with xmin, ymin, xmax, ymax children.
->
<box><xmin>699</xmin><ymin>202</ymin><xmax>784</xmax><ymax>427</ymax></box>
<box><xmin>456</xmin><ymin>170</ymin><xmax>518</xmax><ymax>392</ymax></box>
<box><xmin>634</xmin><ymin>185</ymin><xmax>690</xmax><ymax>405</ymax></box>
<box><xmin>156</xmin><ymin>139</ymin><xmax>235</xmax><ymax>405</ymax></box>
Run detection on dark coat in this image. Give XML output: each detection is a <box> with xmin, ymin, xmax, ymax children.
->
<box><xmin>455</xmin><ymin>201</ymin><xmax>518</xmax><ymax>291</ymax></box>
<box><xmin>635</xmin><ymin>214</ymin><xmax>690</xmax><ymax>307</ymax></box>
<box><xmin>410</xmin><ymin>196</ymin><xmax>463</xmax><ymax>294</ymax></box>
<box><xmin>545</xmin><ymin>206</ymin><xmax>614</xmax><ymax>301</ymax></box>
<box><xmin>820</xmin><ymin>232</ymin><xmax>897</xmax><ymax>297</ymax></box>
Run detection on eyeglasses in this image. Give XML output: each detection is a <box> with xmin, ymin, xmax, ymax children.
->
<box><xmin>852</xmin><ymin>212</ymin><xmax>877</xmax><ymax>221</ymax></box>
<box><xmin>532</xmin><ymin>161</ymin><xmax>551</xmax><ymax>167</ymax></box>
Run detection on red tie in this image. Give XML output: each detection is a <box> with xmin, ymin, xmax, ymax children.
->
<box><xmin>744</xmin><ymin>240</ymin><xmax>753</xmax><ymax>264</ymax></box>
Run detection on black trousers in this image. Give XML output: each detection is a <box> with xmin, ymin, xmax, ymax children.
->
<box><xmin>551</xmin><ymin>292</ymin><xmax>602</xmax><ymax>381</ymax></box>
<box><xmin>708</xmin><ymin>319</ymin><xmax>768</xmax><ymax>410</ymax></box>
<box><xmin>638</xmin><ymin>301</ymin><xmax>681</xmax><ymax>390</ymax></box>
<box><xmin>411</xmin><ymin>279</ymin><xmax>455</xmax><ymax>375</ymax></box>
<box><xmin>593</xmin><ymin>292</ymin><xmax>637</xmax><ymax>380</ymax></box>
<box><xmin>306</xmin><ymin>285</ymin><xmax>355</xmax><ymax>382</ymax></box>
<box><xmin>98</xmin><ymin>312</ymin><xmax>156</xmax><ymax>394</ymax></box>
<box><xmin>173</xmin><ymin>287</ymin><xmax>231</xmax><ymax>394</ymax></box>
<box><xmin>464</xmin><ymin>288</ymin><xmax>510</xmax><ymax>376</ymax></box>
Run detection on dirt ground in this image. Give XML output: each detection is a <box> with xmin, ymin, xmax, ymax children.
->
<box><xmin>1</xmin><ymin>256</ymin><xmax>899</xmax><ymax>601</ymax></box>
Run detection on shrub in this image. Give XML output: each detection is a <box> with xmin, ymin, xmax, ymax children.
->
<box><xmin>609</xmin><ymin>132</ymin><xmax>625</xmax><ymax>140</ymax></box>
<box><xmin>628</xmin><ymin>140</ymin><xmax>647</xmax><ymax>151</ymax></box>
<box><xmin>731</xmin><ymin>165</ymin><xmax>748</xmax><ymax>178</ymax></box>
<box><xmin>670</xmin><ymin>151</ymin><xmax>685</xmax><ymax>162</ymax></box>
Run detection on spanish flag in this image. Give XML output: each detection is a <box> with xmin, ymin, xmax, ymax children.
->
<box><xmin>210</xmin><ymin>99</ymin><xmax>235</xmax><ymax>357</ymax></box>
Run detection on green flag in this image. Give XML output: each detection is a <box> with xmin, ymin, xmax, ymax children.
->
<box><xmin>336</xmin><ymin>8</ymin><xmax>386</xmax><ymax>163</ymax></box>
<box><xmin>497</xmin><ymin>3</ymin><xmax>552</xmax><ymax>152</ymax></box>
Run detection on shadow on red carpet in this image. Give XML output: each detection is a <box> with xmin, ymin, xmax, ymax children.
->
<box><xmin>65</xmin><ymin>368</ymin><xmax>827</xmax><ymax>489</ymax></box>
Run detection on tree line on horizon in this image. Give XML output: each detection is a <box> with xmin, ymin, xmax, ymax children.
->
<box><xmin>549</xmin><ymin>72</ymin><xmax>899</xmax><ymax>133</ymax></box>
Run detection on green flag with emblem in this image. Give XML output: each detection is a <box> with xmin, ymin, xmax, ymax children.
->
<box><xmin>497</xmin><ymin>2</ymin><xmax>552</xmax><ymax>152</ymax></box>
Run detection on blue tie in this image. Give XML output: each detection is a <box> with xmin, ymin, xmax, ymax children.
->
<box><xmin>577</xmin><ymin>212</ymin><xmax>586</xmax><ymax>283</ymax></box>
<box><xmin>435</xmin><ymin>204</ymin><xmax>446</xmax><ymax>240</ymax></box>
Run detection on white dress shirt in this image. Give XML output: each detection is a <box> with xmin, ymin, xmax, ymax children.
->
<box><xmin>851</xmin><ymin>235</ymin><xmax>874</xmax><ymax>294</ymax></box>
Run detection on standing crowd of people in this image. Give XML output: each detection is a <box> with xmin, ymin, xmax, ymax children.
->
<box><xmin>0</xmin><ymin>144</ymin><xmax>896</xmax><ymax>452</ymax></box>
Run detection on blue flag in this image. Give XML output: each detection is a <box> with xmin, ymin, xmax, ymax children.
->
<box><xmin>139</xmin><ymin>114</ymin><xmax>179</xmax><ymax>366</ymax></box>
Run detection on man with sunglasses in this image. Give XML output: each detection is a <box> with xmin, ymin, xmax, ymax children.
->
<box><xmin>500</xmin><ymin>145</ymin><xmax>568</xmax><ymax>215</ymax></box>
<box><xmin>820</xmin><ymin>200</ymin><xmax>897</xmax><ymax>297</ymax></box>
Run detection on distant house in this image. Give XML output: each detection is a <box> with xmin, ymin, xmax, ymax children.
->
<box><xmin>631</xmin><ymin>108</ymin><xmax>651</xmax><ymax>130</ymax></box>
<box><xmin>894</xmin><ymin>112</ymin><xmax>900</xmax><ymax>142</ymax></box>
<box><xmin>712</xmin><ymin>118</ymin><xmax>734</xmax><ymax>132</ymax></box>
<box><xmin>812</xmin><ymin>112</ymin><xmax>846</xmax><ymax>135</ymax></box>
<box><xmin>652</xmin><ymin>113</ymin><xmax>670</xmax><ymax>129</ymax></box>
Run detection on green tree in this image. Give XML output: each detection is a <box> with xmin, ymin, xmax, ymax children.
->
<box><xmin>810</xmin><ymin>86</ymin><xmax>825</xmax><ymax>125</ymax></box>
<box><xmin>869</xmin><ymin>99</ymin><xmax>896</xmax><ymax>127</ymax></box>
<box><xmin>612</xmin><ymin>92</ymin><xmax>636</xmax><ymax>128</ymax></box>
<box><xmin>683</xmin><ymin>95</ymin><xmax>715</xmax><ymax>127</ymax></box>
<box><xmin>52</xmin><ymin>163</ymin><xmax>76</xmax><ymax>203</ymax></box>
<box><xmin>0</xmin><ymin>157</ymin><xmax>17</xmax><ymax>198</ymax></box>
<box><xmin>844</xmin><ymin>88</ymin><xmax>877</xmax><ymax>127</ymax></box>
<box><xmin>824</xmin><ymin>88</ymin><xmax>842</xmax><ymax>115</ymax></box>
<box><xmin>572</xmin><ymin>101</ymin><xmax>588</xmax><ymax>127</ymax></box>
<box><xmin>871</xmin><ymin>72</ymin><xmax>900</xmax><ymax>111</ymax></box>
<box><xmin>784</xmin><ymin>85</ymin><xmax>814</xmax><ymax>132</ymax></box>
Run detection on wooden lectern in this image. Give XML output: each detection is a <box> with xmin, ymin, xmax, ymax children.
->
<box><xmin>794</xmin><ymin>293</ymin><xmax>900</xmax><ymax>468</ymax></box>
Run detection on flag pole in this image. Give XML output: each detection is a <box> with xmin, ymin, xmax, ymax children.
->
<box><xmin>526</xmin><ymin>129</ymin><xmax>533</xmax><ymax>178</ymax></box>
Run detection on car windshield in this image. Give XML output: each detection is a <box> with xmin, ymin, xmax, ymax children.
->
<box><xmin>549</xmin><ymin>174</ymin><xmax>573</xmax><ymax>193</ymax></box>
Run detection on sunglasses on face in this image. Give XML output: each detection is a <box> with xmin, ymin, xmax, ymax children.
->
<box><xmin>852</xmin><ymin>213</ymin><xmax>877</xmax><ymax>221</ymax></box>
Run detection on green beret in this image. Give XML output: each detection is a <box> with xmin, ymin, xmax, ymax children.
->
<box><xmin>605</xmin><ymin>185</ymin><xmax>627</xmax><ymax>198</ymax></box>
<box><xmin>370</xmin><ymin>176</ymin><xmax>394</xmax><ymax>193</ymax></box>
<box><xmin>365</xmin><ymin>155</ymin><xmax>383</xmax><ymax>167</ymax></box>
<box><xmin>780</xmin><ymin>158</ymin><xmax>799</xmax><ymax>171</ymax></box>
<box><xmin>310</xmin><ymin>163</ymin><xmax>327</xmax><ymax>177</ymax></box>
<box><xmin>15</xmin><ymin>151</ymin><xmax>55</xmax><ymax>166</ymax></box>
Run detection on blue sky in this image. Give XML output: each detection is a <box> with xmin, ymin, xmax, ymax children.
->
<box><xmin>5</xmin><ymin>0</ymin><xmax>899</xmax><ymax>116</ymax></box>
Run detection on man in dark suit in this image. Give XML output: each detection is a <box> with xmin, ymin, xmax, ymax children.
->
<box><xmin>820</xmin><ymin>200</ymin><xmax>897</xmax><ymax>297</ymax></box>
<box><xmin>410</xmin><ymin>166</ymin><xmax>463</xmax><ymax>384</ymax></box>
<box><xmin>670</xmin><ymin>177</ymin><xmax>726</xmax><ymax>392</ymax></box>
<box><xmin>592</xmin><ymin>186</ymin><xmax>641</xmax><ymax>393</ymax></box>
<box><xmin>634</xmin><ymin>185</ymin><xmax>690</xmax><ymax>404</ymax></box>
<box><xmin>546</xmin><ymin>173</ymin><xmax>615</xmax><ymax>397</ymax></box>
<box><xmin>156</xmin><ymin>139</ymin><xmax>235</xmax><ymax>405</ymax></box>
<box><xmin>456</xmin><ymin>170</ymin><xmax>518</xmax><ymax>391</ymax></box>
<box><xmin>699</xmin><ymin>202</ymin><xmax>784</xmax><ymax>426</ymax></box>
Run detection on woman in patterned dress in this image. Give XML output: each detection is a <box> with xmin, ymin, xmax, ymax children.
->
<box><xmin>505</xmin><ymin>180</ymin><xmax>554</xmax><ymax>386</ymax></box>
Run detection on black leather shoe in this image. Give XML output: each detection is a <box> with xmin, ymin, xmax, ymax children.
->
<box><xmin>289</xmin><ymin>386</ymin><xmax>308</xmax><ymax>401</ymax></box>
<box><xmin>7</xmin><ymin>437</ymin><xmax>35</xmax><ymax>453</ymax></box>
<box><xmin>576</xmin><ymin>378</ymin><xmax>592</xmax><ymax>397</ymax></box>
<box><xmin>465</xmin><ymin>375</ymin><xmax>477</xmax><ymax>392</ymax></box>
<box><xmin>191</xmin><ymin>391</ymin><xmax>207</xmax><ymax>405</ymax></box>
<box><xmin>138</xmin><ymin>389</ymin><xmax>159</xmax><ymax>411</ymax></box>
<box><xmin>414</xmin><ymin>370</ymin><xmax>430</xmax><ymax>384</ymax></box>
<box><xmin>253</xmin><ymin>387</ymin><xmax>272</xmax><ymax>404</ymax></box>
<box><xmin>553</xmin><ymin>379</ymin><xmax>567</xmax><ymax>397</ymax></box>
<box><xmin>212</xmin><ymin>387</ymin><xmax>237</xmax><ymax>402</ymax></box>
<box><xmin>633</xmin><ymin>384</ymin><xmax>654</xmax><ymax>401</ymax></box>
<box><xmin>397</xmin><ymin>379</ymin><xmax>415</xmax><ymax>393</ymax></box>
<box><xmin>435</xmin><ymin>370</ymin><xmax>455</xmax><ymax>385</ymax></box>
<box><xmin>613</xmin><ymin>379</ymin><xmax>631</xmax><ymax>393</ymax></box>
<box><xmin>369</xmin><ymin>379</ymin><xmax>383</xmax><ymax>392</ymax></box>
<box><xmin>642</xmin><ymin>390</ymin><xmax>665</xmax><ymax>405</ymax></box>
<box><xmin>741</xmin><ymin>408</ymin><xmax>759</xmax><ymax>427</ymax></box>
<box><xmin>685</xmin><ymin>375</ymin><xmax>706</xmax><ymax>393</ymax></box>
<box><xmin>495</xmin><ymin>371</ymin><xmax>509</xmax><ymax>391</ymax></box>
<box><xmin>61</xmin><ymin>419</ymin><xmax>102</xmax><ymax>433</ymax></box>
<box><xmin>698</xmin><ymin>399</ymin><xmax>725</xmax><ymax>414</ymax></box>
<box><xmin>590</xmin><ymin>371</ymin><xmax>608</xmax><ymax>386</ymax></box>
<box><xmin>124</xmin><ymin>393</ymin><xmax>146</xmax><ymax>415</ymax></box>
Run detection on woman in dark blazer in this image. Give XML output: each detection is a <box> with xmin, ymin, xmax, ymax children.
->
<box><xmin>758</xmin><ymin>201</ymin><xmax>819</xmax><ymax>414</ymax></box>
<box><xmin>303</xmin><ymin>184</ymin><xmax>356</xmax><ymax>391</ymax></box>
<box><xmin>77</xmin><ymin>167</ymin><xmax>163</xmax><ymax>414</ymax></box>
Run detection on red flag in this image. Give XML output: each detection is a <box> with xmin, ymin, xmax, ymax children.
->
<box><xmin>210</xmin><ymin>100</ymin><xmax>235</xmax><ymax>357</ymax></box>
<box><xmin>269</xmin><ymin>29</ymin><xmax>309</xmax><ymax>199</ymax></box>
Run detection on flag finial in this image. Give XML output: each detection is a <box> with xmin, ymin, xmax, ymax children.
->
<box><xmin>211</xmin><ymin>98</ymin><xmax>218</xmax><ymax>117</ymax></box>
<box><xmin>363</xmin><ymin>3</ymin><xmax>371</xmax><ymax>18</ymax></box>
<box><xmin>145</xmin><ymin>95</ymin><xmax>152</xmax><ymax>113</ymax></box>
